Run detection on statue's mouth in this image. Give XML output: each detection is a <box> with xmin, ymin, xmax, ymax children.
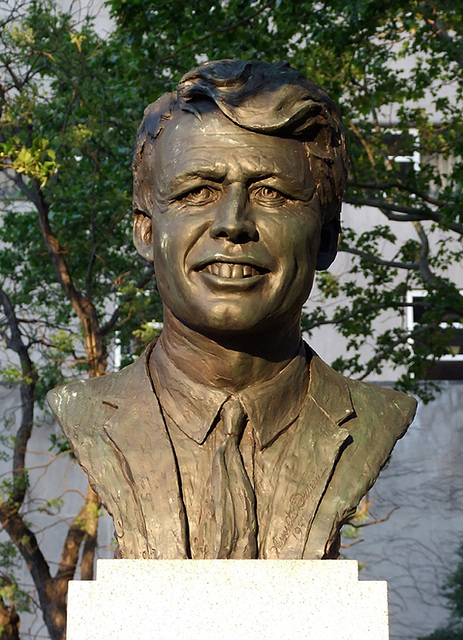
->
<box><xmin>202</xmin><ymin>262</ymin><xmax>267</xmax><ymax>279</ymax></box>
<box><xmin>193</xmin><ymin>256</ymin><xmax>270</xmax><ymax>281</ymax></box>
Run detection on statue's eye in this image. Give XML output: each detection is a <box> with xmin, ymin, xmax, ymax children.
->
<box><xmin>183</xmin><ymin>186</ymin><xmax>217</xmax><ymax>204</ymax></box>
<box><xmin>259</xmin><ymin>187</ymin><xmax>279</xmax><ymax>198</ymax></box>
<box><xmin>254</xmin><ymin>186</ymin><xmax>286</xmax><ymax>204</ymax></box>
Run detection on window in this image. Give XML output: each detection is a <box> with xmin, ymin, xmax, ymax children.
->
<box><xmin>384</xmin><ymin>128</ymin><xmax>420</xmax><ymax>180</ymax></box>
<box><xmin>407</xmin><ymin>290</ymin><xmax>463</xmax><ymax>379</ymax></box>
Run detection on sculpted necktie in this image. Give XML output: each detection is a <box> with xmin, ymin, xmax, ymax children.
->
<box><xmin>212</xmin><ymin>398</ymin><xmax>258</xmax><ymax>558</ymax></box>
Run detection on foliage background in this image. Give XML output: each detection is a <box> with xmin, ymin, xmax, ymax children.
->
<box><xmin>0</xmin><ymin>0</ymin><xmax>462</xmax><ymax>637</ymax></box>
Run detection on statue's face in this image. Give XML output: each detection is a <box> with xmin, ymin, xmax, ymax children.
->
<box><xmin>139</xmin><ymin>104</ymin><xmax>324</xmax><ymax>335</ymax></box>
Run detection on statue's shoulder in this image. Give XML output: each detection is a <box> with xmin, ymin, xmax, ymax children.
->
<box><xmin>46</xmin><ymin>356</ymin><xmax>145</xmax><ymax>441</ymax></box>
<box><xmin>303</xmin><ymin>352</ymin><xmax>417</xmax><ymax>559</ymax></box>
<box><xmin>346</xmin><ymin>375</ymin><xmax>417</xmax><ymax>441</ymax></box>
<box><xmin>308</xmin><ymin>348</ymin><xmax>417</xmax><ymax>442</ymax></box>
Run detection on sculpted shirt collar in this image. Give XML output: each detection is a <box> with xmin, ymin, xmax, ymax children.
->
<box><xmin>149</xmin><ymin>338</ymin><xmax>311</xmax><ymax>450</ymax></box>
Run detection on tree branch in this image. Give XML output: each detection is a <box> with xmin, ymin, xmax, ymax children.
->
<box><xmin>345</xmin><ymin>195</ymin><xmax>463</xmax><ymax>235</ymax></box>
<box><xmin>101</xmin><ymin>265</ymin><xmax>154</xmax><ymax>336</ymax></box>
<box><xmin>348</xmin><ymin>181</ymin><xmax>445</xmax><ymax>207</ymax></box>
<box><xmin>357</xmin><ymin>324</ymin><xmax>435</xmax><ymax>380</ymax></box>
<box><xmin>80</xmin><ymin>488</ymin><xmax>100</xmax><ymax>581</ymax></box>
<box><xmin>31</xmin><ymin>181</ymin><xmax>107</xmax><ymax>376</ymax></box>
<box><xmin>347</xmin><ymin>119</ymin><xmax>376</xmax><ymax>167</ymax></box>
<box><xmin>55</xmin><ymin>486</ymin><xmax>99</xmax><ymax>592</ymax></box>
<box><xmin>304</xmin><ymin>300</ymin><xmax>407</xmax><ymax>331</ymax></box>
<box><xmin>419</xmin><ymin>2</ymin><xmax>463</xmax><ymax>70</ymax></box>
<box><xmin>0</xmin><ymin>286</ymin><xmax>37</xmax><ymax>508</ymax></box>
<box><xmin>348</xmin><ymin>507</ymin><xmax>400</xmax><ymax>529</ymax></box>
<box><xmin>342</xmin><ymin>247</ymin><xmax>419</xmax><ymax>271</ymax></box>
<box><xmin>412</xmin><ymin>220</ymin><xmax>441</xmax><ymax>287</ymax></box>
<box><xmin>154</xmin><ymin>1</ymin><xmax>275</xmax><ymax>66</ymax></box>
<box><xmin>0</xmin><ymin>586</ymin><xmax>20</xmax><ymax>640</ymax></box>
<box><xmin>0</xmin><ymin>513</ymin><xmax>63</xmax><ymax>640</ymax></box>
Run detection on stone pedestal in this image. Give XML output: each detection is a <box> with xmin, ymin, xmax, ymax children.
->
<box><xmin>67</xmin><ymin>559</ymin><xmax>388</xmax><ymax>639</ymax></box>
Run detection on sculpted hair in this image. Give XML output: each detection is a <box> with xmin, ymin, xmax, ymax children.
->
<box><xmin>133</xmin><ymin>60</ymin><xmax>348</xmax><ymax>225</ymax></box>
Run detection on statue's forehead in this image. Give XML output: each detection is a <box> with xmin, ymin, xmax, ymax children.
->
<box><xmin>154</xmin><ymin>108</ymin><xmax>311</xmax><ymax>185</ymax></box>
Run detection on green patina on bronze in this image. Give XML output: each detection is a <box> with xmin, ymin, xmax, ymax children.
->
<box><xmin>48</xmin><ymin>60</ymin><xmax>416</xmax><ymax>560</ymax></box>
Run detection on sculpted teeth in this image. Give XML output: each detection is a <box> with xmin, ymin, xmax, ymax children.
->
<box><xmin>231</xmin><ymin>264</ymin><xmax>241</xmax><ymax>278</ymax></box>
<box><xmin>204</xmin><ymin>262</ymin><xmax>260</xmax><ymax>278</ymax></box>
<box><xmin>222</xmin><ymin>263</ymin><xmax>233</xmax><ymax>278</ymax></box>
<box><xmin>243</xmin><ymin>265</ymin><xmax>252</xmax><ymax>277</ymax></box>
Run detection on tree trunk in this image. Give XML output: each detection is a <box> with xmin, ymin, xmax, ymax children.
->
<box><xmin>0</xmin><ymin>598</ymin><xmax>20</xmax><ymax>640</ymax></box>
<box><xmin>80</xmin><ymin>488</ymin><xmax>100</xmax><ymax>580</ymax></box>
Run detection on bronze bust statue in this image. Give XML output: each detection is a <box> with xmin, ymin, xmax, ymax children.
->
<box><xmin>48</xmin><ymin>60</ymin><xmax>416</xmax><ymax>560</ymax></box>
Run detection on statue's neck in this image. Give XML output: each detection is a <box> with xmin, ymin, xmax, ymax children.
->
<box><xmin>156</xmin><ymin>308</ymin><xmax>302</xmax><ymax>393</ymax></box>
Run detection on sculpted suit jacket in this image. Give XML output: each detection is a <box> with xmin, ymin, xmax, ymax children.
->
<box><xmin>47</xmin><ymin>342</ymin><xmax>416</xmax><ymax>560</ymax></box>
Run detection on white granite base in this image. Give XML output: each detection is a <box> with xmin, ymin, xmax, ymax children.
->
<box><xmin>67</xmin><ymin>559</ymin><xmax>388</xmax><ymax>639</ymax></box>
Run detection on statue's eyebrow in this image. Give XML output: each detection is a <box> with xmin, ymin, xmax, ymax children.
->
<box><xmin>165</xmin><ymin>164</ymin><xmax>314</xmax><ymax>200</ymax></box>
<box><xmin>167</xmin><ymin>167</ymin><xmax>227</xmax><ymax>193</ymax></box>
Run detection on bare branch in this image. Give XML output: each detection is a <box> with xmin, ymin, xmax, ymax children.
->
<box><xmin>342</xmin><ymin>247</ymin><xmax>419</xmax><ymax>271</ymax></box>
<box><xmin>0</xmin><ymin>286</ymin><xmax>37</xmax><ymax>506</ymax></box>
<box><xmin>3</xmin><ymin>170</ymin><xmax>42</xmax><ymax>210</ymax></box>
<box><xmin>305</xmin><ymin>301</ymin><xmax>429</xmax><ymax>333</ymax></box>
<box><xmin>2</xmin><ymin>61</ymin><xmax>22</xmax><ymax>93</ymax></box>
<box><xmin>345</xmin><ymin>195</ymin><xmax>463</xmax><ymax>235</ymax></box>
<box><xmin>341</xmin><ymin>538</ymin><xmax>364</xmax><ymax>548</ymax></box>
<box><xmin>347</xmin><ymin>120</ymin><xmax>376</xmax><ymax>167</ymax></box>
<box><xmin>412</xmin><ymin>220</ymin><xmax>441</xmax><ymax>287</ymax></box>
<box><xmin>348</xmin><ymin>506</ymin><xmax>400</xmax><ymax>528</ymax></box>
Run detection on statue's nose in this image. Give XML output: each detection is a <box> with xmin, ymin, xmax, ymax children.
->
<box><xmin>209</xmin><ymin>185</ymin><xmax>258</xmax><ymax>243</ymax></box>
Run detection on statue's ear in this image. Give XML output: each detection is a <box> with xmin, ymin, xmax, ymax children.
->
<box><xmin>316</xmin><ymin>219</ymin><xmax>340</xmax><ymax>270</ymax></box>
<box><xmin>133</xmin><ymin>212</ymin><xmax>154</xmax><ymax>263</ymax></box>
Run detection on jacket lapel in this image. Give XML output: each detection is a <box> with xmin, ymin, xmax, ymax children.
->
<box><xmin>101</xmin><ymin>346</ymin><xmax>189</xmax><ymax>559</ymax></box>
<box><xmin>258</xmin><ymin>350</ymin><xmax>354</xmax><ymax>559</ymax></box>
<box><xmin>99</xmin><ymin>344</ymin><xmax>355</xmax><ymax>560</ymax></box>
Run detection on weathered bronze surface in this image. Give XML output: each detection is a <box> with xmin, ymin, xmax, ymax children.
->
<box><xmin>48</xmin><ymin>60</ymin><xmax>416</xmax><ymax>560</ymax></box>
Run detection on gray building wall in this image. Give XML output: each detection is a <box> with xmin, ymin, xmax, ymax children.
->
<box><xmin>344</xmin><ymin>383</ymin><xmax>463</xmax><ymax>639</ymax></box>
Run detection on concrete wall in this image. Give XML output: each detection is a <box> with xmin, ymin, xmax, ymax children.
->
<box><xmin>344</xmin><ymin>382</ymin><xmax>463</xmax><ymax>640</ymax></box>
